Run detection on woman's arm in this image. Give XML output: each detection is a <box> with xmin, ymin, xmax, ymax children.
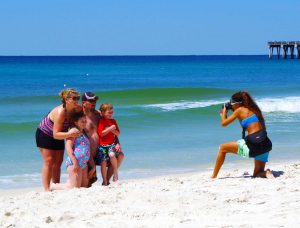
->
<box><xmin>52</xmin><ymin>107</ymin><xmax>80</xmax><ymax>139</ymax></box>
<box><xmin>220</xmin><ymin>106</ymin><xmax>241</xmax><ymax>127</ymax></box>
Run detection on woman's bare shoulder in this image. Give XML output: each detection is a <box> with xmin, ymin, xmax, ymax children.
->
<box><xmin>49</xmin><ymin>105</ymin><xmax>65</xmax><ymax>121</ymax></box>
<box><xmin>238</xmin><ymin>107</ymin><xmax>254</xmax><ymax>118</ymax></box>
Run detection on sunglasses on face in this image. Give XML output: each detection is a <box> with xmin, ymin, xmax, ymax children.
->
<box><xmin>87</xmin><ymin>100</ymin><xmax>96</xmax><ymax>104</ymax></box>
<box><xmin>70</xmin><ymin>96</ymin><xmax>80</xmax><ymax>101</ymax></box>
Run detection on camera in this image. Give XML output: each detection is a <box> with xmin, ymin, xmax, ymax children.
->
<box><xmin>223</xmin><ymin>102</ymin><xmax>232</xmax><ymax>110</ymax></box>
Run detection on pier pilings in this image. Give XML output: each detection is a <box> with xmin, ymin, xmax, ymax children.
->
<box><xmin>268</xmin><ymin>41</ymin><xmax>300</xmax><ymax>59</ymax></box>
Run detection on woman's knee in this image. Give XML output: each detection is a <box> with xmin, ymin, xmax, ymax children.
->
<box><xmin>218</xmin><ymin>144</ymin><xmax>227</xmax><ymax>154</ymax></box>
<box><xmin>44</xmin><ymin>155</ymin><xmax>55</xmax><ymax>167</ymax></box>
<box><xmin>253</xmin><ymin>160</ymin><xmax>266</xmax><ymax>176</ymax></box>
<box><xmin>218</xmin><ymin>142</ymin><xmax>238</xmax><ymax>155</ymax></box>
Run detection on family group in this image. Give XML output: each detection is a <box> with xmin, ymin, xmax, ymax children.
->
<box><xmin>35</xmin><ymin>89</ymin><xmax>124</xmax><ymax>191</ymax></box>
<box><xmin>35</xmin><ymin>89</ymin><xmax>274</xmax><ymax>192</ymax></box>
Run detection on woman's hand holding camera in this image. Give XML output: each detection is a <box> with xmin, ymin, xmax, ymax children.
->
<box><xmin>219</xmin><ymin>104</ymin><xmax>227</xmax><ymax>116</ymax></box>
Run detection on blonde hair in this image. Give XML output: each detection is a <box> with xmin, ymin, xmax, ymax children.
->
<box><xmin>59</xmin><ymin>88</ymin><xmax>79</xmax><ymax>107</ymax></box>
<box><xmin>100</xmin><ymin>103</ymin><xmax>113</xmax><ymax>112</ymax></box>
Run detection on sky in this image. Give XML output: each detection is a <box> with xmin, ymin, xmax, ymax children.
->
<box><xmin>1</xmin><ymin>0</ymin><xmax>300</xmax><ymax>55</ymax></box>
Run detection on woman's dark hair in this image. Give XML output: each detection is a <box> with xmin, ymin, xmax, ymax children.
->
<box><xmin>69</xmin><ymin>110</ymin><xmax>85</xmax><ymax>126</ymax></box>
<box><xmin>231</xmin><ymin>91</ymin><xmax>265</xmax><ymax>128</ymax></box>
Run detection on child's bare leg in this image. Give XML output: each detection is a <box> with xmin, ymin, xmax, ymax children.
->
<box><xmin>107</xmin><ymin>152</ymin><xmax>124</xmax><ymax>182</ymax></box>
<box><xmin>51</xmin><ymin>166</ymin><xmax>78</xmax><ymax>190</ymax></box>
<box><xmin>67</xmin><ymin>166</ymin><xmax>80</xmax><ymax>188</ymax></box>
<box><xmin>81</xmin><ymin>167</ymin><xmax>89</xmax><ymax>188</ymax></box>
<box><xmin>109</xmin><ymin>153</ymin><xmax>118</xmax><ymax>182</ymax></box>
<box><xmin>117</xmin><ymin>152</ymin><xmax>124</xmax><ymax>168</ymax></box>
<box><xmin>101</xmin><ymin>161</ymin><xmax>108</xmax><ymax>185</ymax></box>
<box><xmin>76</xmin><ymin>169</ymin><xmax>83</xmax><ymax>188</ymax></box>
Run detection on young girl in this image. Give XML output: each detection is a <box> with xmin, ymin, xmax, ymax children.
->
<box><xmin>97</xmin><ymin>103</ymin><xmax>120</xmax><ymax>185</ymax></box>
<box><xmin>51</xmin><ymin>110</ymin><xmax>91</xmax><ymax>190</ymax></box>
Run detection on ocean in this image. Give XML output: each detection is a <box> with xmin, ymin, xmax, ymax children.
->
<box><xmin>0</xmin><ymin>55</ymin><xmax>300</xmax><ymax>189</ymax></box>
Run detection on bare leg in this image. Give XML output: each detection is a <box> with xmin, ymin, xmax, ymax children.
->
<box><xmin>109</xmin><ymin>154</ymin><xmax>118</xmax><ymax>182</ymax></box>
<box><xmin>117</xmin><ymin>152</ymin><xmax>124</xmax><ymax>168</ymax></box>
<box><xmin>107</xmin><ymin>152</ymin><xmax>124</xmax><ymax>182</ymax></box>
<box><xmin>76</xmin><ymin>169</ymin><xmax>83</xmax><ymax>188</ymax></box>
<box><xmin>107</xmin><ymin>165</ymin><xmax>113</xmax><ymax>184</ymax></box>
<box><xmin>52</xmin><ymin>150</ymin><xmax>64</xmax><ymax>183</ymax></box>
<box><xmin>253</xmin><ymin>160</ymin><xmax>274</xmax><ymax>178</ymax></box>
<box><xmin>101</xmin><ymin>161</ymin><xmax>108</xmax><ymax>185</ymax></box>
<box><xmin>51</xmin><ymin>181</ymin><xmax>71</xmax><ymax>191</ymax></box>
<box><xmin>81</xmin><ymin>167</ymin><xmax>89</xmax><ymax>188</ymax></box>
<box><xmin>39</xmin><ymin>148</ymin><xmax>55</xmax><ymax>191</ymax></box>
<box><xmin>211</xmin><ymin>142</ymin><xmax>238</xmax><ymax>178</ymax></box>
<box><xmin>51</xmin><ymin>166</ymin><xmax>80</xmax><ymax>190</ymax></box>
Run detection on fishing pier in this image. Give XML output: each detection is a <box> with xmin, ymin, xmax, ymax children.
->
<box><xmin>268</xmin><ymin>41</ymin><xmax>300</xmax><ymax>59</ymax></box>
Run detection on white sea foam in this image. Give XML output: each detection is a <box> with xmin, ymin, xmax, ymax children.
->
<box><xmin>0</xmin><ymin>173</ymin><xmax>68</xmax><ymax>189</ymax></box>
<box><xmin>145</xmin><ymin>96</ymin><xmax>300</xmax><ymax>113</ymax></box>
<box><xmin>146</xmin><ymin>100</ymin><xmax>225</xmax><ymax>111</ymax></box>
<box><xmin>257</xmin><ymin>97</ymin><xmax>300</xmax><ymax>113</ymax></box>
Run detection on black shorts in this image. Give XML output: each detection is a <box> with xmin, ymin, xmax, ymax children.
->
<box><xmin>35</xmin><ymin>128</ymin><xmax>65</xmax><ymax>150</ymax></box>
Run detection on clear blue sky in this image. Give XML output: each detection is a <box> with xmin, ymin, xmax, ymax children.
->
<box><xmin>1</xmin><ymin>0</ymin><xmax>299</xmax><ymax>55</ymax></box>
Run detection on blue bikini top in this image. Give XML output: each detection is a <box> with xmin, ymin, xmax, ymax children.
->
<box><xmin>241</xmin><ymin>114</ymin><xmax>259</xmax><ymax>128</ymax></box>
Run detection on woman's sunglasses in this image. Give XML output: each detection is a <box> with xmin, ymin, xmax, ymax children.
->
<box><xmin>70</xmin><ymin>96</ymin><xmax>80</xmax><ymax>101</ymax></box>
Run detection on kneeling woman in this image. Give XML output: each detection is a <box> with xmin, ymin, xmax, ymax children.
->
<box><xmin>212</xmin><ymin>91</ymin><xmax>274</xmax><ymax>178</ymax></box>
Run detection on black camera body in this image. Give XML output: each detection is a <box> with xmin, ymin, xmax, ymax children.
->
<box><xmin>224</xmin><ymin>102</ymin><xmax>232</xmax><ymax>110</ymax></box>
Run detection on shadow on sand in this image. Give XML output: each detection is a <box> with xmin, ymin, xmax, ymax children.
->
<box><xmin>219</xmin><ymin>170</ymin><xmax>285</xmax><ymax>179</ymax></box>
<box><xmin>272</xmin><ymin>170</ymin><xmax>284</xmax><ymax>178</ymax></box>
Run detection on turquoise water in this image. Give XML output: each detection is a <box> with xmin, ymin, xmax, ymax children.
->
<box><xmin>0</xmin><ymin>56</ymin><xmax>300</xmax><ymax>188</ymax></box>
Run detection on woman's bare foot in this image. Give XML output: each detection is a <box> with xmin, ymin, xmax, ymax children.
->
<box><xmin>113</xmin><ymin>174</ymin><xmax>118</xmax><ymax>182</ymax></box>
<box><xmin>266</xmin><ymin>169</ymin><xmax>275</xmax><ymax>179</ymax></box>
<box><xmin>50</xmin><ymin>183</ymin><xmax>58</xmax><ymax>191</ymax></box>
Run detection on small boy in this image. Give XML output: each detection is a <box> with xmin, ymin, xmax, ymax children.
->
<box><xmin>97</xmin><ymin>103</ymin><xmax>121</xmax><ymax>185</ymax></box>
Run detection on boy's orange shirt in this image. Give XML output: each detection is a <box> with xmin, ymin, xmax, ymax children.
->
<box><xmin>97</xmin><ymin>118</ymin><xmax>120</xmax><ymax>145</ymax></box>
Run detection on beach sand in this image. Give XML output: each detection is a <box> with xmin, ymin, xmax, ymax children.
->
<box><xmin>1</xmin><ymin>162</ymin><xmax>300</xmax><ymax>228</ymax></box>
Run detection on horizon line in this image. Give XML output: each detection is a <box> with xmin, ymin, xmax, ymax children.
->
<box><xmin>0</xmin><ymin>54</ymin><xmax>268</xmax><ymax>57</ymax></box>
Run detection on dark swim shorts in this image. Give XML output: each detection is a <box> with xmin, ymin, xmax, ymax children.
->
<box><xmin>95</xmin><ymin>144</ymin><xmax>120</xmax><ymax>165</ymax></box>
<box><xmin>35</xmin><ymin>128</ymin><xmax>65</xmax><ymax>150</ymax></box>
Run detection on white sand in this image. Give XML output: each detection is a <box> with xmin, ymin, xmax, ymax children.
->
<box><xmin>1</xmin><ymin>162</ymin><xmax>300</xmax><ymax>228</ymax></box>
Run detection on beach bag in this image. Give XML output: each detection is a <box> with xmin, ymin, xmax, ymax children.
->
<box><xmin>245</xmin><ymin>130</ymin><xmax>272</xmax><ymax>157</ymax></box>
